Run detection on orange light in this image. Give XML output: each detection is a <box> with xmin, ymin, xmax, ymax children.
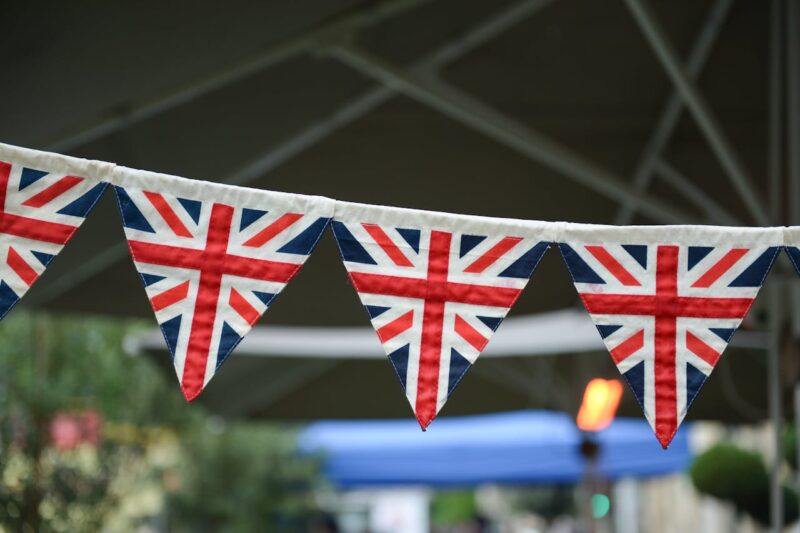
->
<box><xmin>576</xmin><ymin>379</ymin><xmax>623</xmax><ymax>432</ymax></box>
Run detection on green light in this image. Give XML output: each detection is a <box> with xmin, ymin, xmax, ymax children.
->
<box><xmin>591</xmin><ymin>493</ymin><xmax>610</xmax><ymax>519</ymax></box>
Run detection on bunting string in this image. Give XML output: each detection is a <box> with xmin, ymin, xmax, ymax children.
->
<box><xmin>1</xmin><ymin>141</ymin><xmax>798</xmax><ymax>448</ymax></box>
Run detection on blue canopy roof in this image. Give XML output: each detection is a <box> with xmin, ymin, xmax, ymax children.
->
<box><xmin>299</xmin><ymin>410</ymin><xmax>691</xmax><ymax>487</ymax></box>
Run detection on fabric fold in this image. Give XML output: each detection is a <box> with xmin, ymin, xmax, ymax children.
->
<box><xmin>785</xmin><ymin>227</ymin><xmax>800</xmax><ymax>275</ymax></box>
<box><xmin>332</xmin><ymin>200</ymin><xmax>557</xmax><ymax>429</ymax></box>
<box><xmin>112</xmin><ymin>166</ymin><xmax>334</xmax><ymax>401</ymax></box>
<box><xmin>558</xmin><ymin>223</ymin><xmax>784</xmax><ymax>448</ymax></box>
<box><xmin>0</xmin><ymin>143</ymin><xmax>112</xmax><ymax>320</ymax></box>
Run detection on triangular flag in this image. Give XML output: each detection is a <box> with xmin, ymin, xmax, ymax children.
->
<box><xmin>332</xmin><ymin>201</ymin><xmax>555</xmax><ymax>429</ymax></box>
<box><xmin>112</xmin><ymin>166</ymin><xmax>333</xmax><ymax>401</ymax></box>
<box><xmin>785</xmin><ymin>227</ymin><xmax>800</xmax><ymax>276</ymax></box>
<box><xmin>0</xmin><ymin>143</ymin><xmax>111</xmax><ymax>320</ymax></box>
<box><xmin>558</xmin><ymin>224</ymin><xmax>783</xmax><ymax>448</ymax></box>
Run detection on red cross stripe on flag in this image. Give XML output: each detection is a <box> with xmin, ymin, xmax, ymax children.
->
<box><xmin>560</xmin><ymin>236</ymin><xmax>780</xmax><ymax>447</ymax></box>
<box><xmin>0</xmin><ymin>159</ymin><xmax>107</xmax><ymax>320</ymax></box>
<box><xmin>114</xmin><ymin>177</ymin><xmax>332</xmax><ymax>401</ymax></box>
<box><xmin>333</xmin><ymin>210</ymin><xmax>550</xmax><ymax>429</ymax></box>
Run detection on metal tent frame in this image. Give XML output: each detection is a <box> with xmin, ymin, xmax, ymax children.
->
<box><xmin>11</xmin><ymin>0</ymin><xmax>800</xmax><ymax>529</ymax></box>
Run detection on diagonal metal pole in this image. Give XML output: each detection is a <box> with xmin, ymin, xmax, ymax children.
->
<box><xmin>331</xmin><ymin>43</ymin><xmax>697</xmax><ymax>224</ymax></box>
<box><xmin>623</xmin><ymin>0</ymin><xmax>771</xmax><ymax>225</ymax></box>
<box><xmin>43</xmin><ymin>0</ymin><xmax>430</xmax><ymax>153</ymax></box>
<box><xmin>653</xmin><ymin>158</ymin><xmax>741</xmax><ymax>224</ymax></box>
<box><xmin>615</xmin><ymin>0</ymin><xmax>734</xmax><ymax>224</ymax></box>
<box><xmin>26</xmin><ymin>0</ymin><xmax>559</xmax><ymax>306</ymax></box>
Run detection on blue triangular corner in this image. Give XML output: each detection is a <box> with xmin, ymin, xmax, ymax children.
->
<box><xmin>177</xmin><ymin>197</ymin><xmax>202</xmax><ymax>224</ymax></box>
<box><xmin>216</xmin><ymin>321</ymin><xmax>242</xmax><ymax>371</ymax></box>
<box><xmin>277</xmin><ymin>217</ymin><xmax>330</xmax><ymax>255</ymax></box>
<box><xmin>19</xmin><ymin>168</ymin><xmax>48</xmax><ymax>190</ymax></box>
<box><xmin>388</xmin><ymin>344</ymin><xmax>410</xmax><ymax>392</ymax></box>
<box><xmin>332</xmin><ymin>221</ymin><xmax>376</xmax><ymax>265</ymax></box>
<box><xmin>447</xmin><ymin>349</ymin><xmax>471</xmax><ymax>398</ymax></box>
<box><xmin>159</xmin><ymin>315</ymin><xmax>182</xmax><ymax>360</ymax></box>
<box><xmin>240</xmin><ymin>208</ymin><xmax>268</xmax><ymax>231</ymax></box>
<box><xmin>57</xmin><ymin>182</ymin><xmax>107</xmax><ymax>218</ymax></box>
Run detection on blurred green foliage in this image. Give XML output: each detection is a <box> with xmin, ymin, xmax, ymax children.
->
<box><xmin>167</xmin><ymin>422</ymin><xmax>319</xmax><ymax>532</ymax></box>
<box><xmin>431</xmin><ymin>490</ymin><xmax>477</xmax><ymax>526</ymax></box>
<box><xmin>0</xmin><ymin>312</ymin><xmax>320</xmax><ymax>532</ymax></box>
<box><xmin>690</xmin><ymin>442</ymin><xmax>798</xmax><ymax>526</ymax></box>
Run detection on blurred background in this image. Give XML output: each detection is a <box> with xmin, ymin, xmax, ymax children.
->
<box><xmin>1</xmin><ymin>0</ymin><xmax>800</xmax><ymax>531</ymax></box>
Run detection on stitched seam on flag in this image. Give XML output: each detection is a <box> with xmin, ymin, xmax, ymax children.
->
<box><xmin>386</xmin><ymin>348</ymin><xmax>411</xmax><ymax>396</ymax></box>
<box><xmin>559</xmin><ymin>243</ymin><xmax>779</xmax><ymax>449</ymax></box>
<box><xmin>0</xmin><ymin>179</ymin><xmax>108</xmax><ymax>323</ymax></box>
<box><xmin>668</xmin><ymin>248</ymin><xmax>780</xmax><ymax>447</ymax></box>
<box><xmin>445</xmin><ymin>357</ymin><xmax>472</xmax><ymax>402</ymax></box>
<box><xmin>333</xmin><ymin>232</ymin><xmax>551</xmax><ymax>416</ymax></box>
<box><xmin>115</xmin><ymin>190</ymin><xmax>332</xmax><ymax>393</ymax></box>
<box><xmin>114</xmin><ymin>186</ymin><xmax>181</xmax><ymax>361</ymax></box>
<box><xmin>186</xmin><ymin>214</ymin><xmax>329</xmax><ymax>394</ymax></box>
<box><xmin>558</xmin><ymin>242</ymin><xmax>606</xmax><ymax>332</ymax></box>
<box><xmin>333</xmin><ymin>230</ymin><xmax>415</xmax><ymax>400</ymax></box>
<box><xmin>439</xmin><ymin>240</ymin><xmax>552</xmax><ymax>408</ymax></box>
<box><xmin>476</xmin><ymin>241</ymin><xmax>551</xmax><ymax>320</ymax></box>
<box><xmin>786</xmin><ymin>246</ymin><xmax>800</xmax><ymax>273</ymax></box>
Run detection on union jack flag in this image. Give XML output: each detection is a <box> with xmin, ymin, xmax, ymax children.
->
<box><xmin>115</xmin><ymin>183</ymin><xmax>331</xmax><ymax>401</ymax></box>
<box><xmin>0</xmin><ymin>159</ymin><xmax>106</xmax><ymax>319</ymax></box>
<box><xmin>560</xmin><ymin>239</ymin><xmax>779</xmax><ymax>447</ymax></box>
<box><xmin>333</xmin><ymin>216</ymin><xmax>549</xmax><ymax>429</ymax></box>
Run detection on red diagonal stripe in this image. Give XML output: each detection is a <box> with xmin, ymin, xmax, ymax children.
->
<box><xmin>362</xmin><ymin>223</ymin><xmax>413</xmax><ymax>267</ymax></box>
<box><xmin>376</xmin><ymin>310</ymin><xmax>414</xmax><ymax>343</ymax></box>
<box><xmin>691</xmin><ymin>248</ymin><xmax>748</xmax><ymax>288</ymax></box>
<box><xmin>243</xmin><ymin>213</ymin><xmax>302</xmax><ymax>248</ymax></box>
<box><xmin>229</xmin><ymin>287</ymin><xmax>261</xmax><ymax>325</ymax></box>
<box><xmin>585</xmin><ymin>246</ymin><xmax>641</xmax><ymax>286</ymax></box>
<box><xmin>464</xmin><ymin>236</ymin><xmax>522</xmax><ymax>273</ymax></box>
<box><xmin>151</xmin><ymin>280</ymin><xmax>190</xmax><ymax>312</ymax></box>
<box><xmin>454</xmin><ymin>315</ymin><xmax>488</xmax><ymax>352</ymax></box>
<box><xmin>7</xmin><ymin>246</ymin><xmax>38</xmax><ymax>286</ymax></box>
<box><xmin>609</xmin><ymin>329</ymin><xmax>644</xmax><ymax>364</ymax></box>
<box><xmin>0</xmin><ymin>213</ymin><xmax>74</xmax><ymax>245</ymax></box>
<box><xmin>143</xmin><ymin>191</ymin><xmax>193</xmax><ymax>238</ymax></box>
<box><xmin>21</xmin><ymin>176</ymin><xmax>82</xmax><ymax>208</ymax></box>
<box><xmin>686</xmin><ymin>331</ymin><xmax>721</xmax><ymax>367</ymax></box>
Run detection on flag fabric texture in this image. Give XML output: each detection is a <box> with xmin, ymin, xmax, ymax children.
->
<box><xmin>332</xmin><ymin>201</ymin><xmax>556</xmax><ymax>429</ymax></box>
<box><xmin>559</xmin><ymin>224</ymin><xmax>784</xmax><ymax>447</ymax></box>
<box><xmin>786</xmin><ymin>227</ymin><xmax>800</xmax><ymax>276</ymax></box>
<box><xmin>0</xmin><ymin>143</ymin><xmax>110</xmax><ymax>320</ymax></box>
<box><xmin>112</xmin><ymin>166</ymin><xmax>334</xmax><ymax>401</ymax></box>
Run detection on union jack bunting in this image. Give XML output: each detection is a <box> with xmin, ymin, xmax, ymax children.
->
<box><xmin>0</xmin><ymin>144</ymin><xmax>110</xmax><ymax>320</ymax></box>
<box><xmin>333</xmin><ymin>202</ymin><xmax>554</xmax><ymax>429</ymax></box>
<box><xmin>786</xmin><ymin>228</ymin><xmax>800</xmax><ymax>276</ymax></box>
<box><xmin>559</xmin><ymin>225</ymin><xmax>784</xmax><ymax>447</ymax></box>
<box><xmin>113</xmin><ymin>167</ymin><xmax>334</xmax><ymax>401</ymax></box>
